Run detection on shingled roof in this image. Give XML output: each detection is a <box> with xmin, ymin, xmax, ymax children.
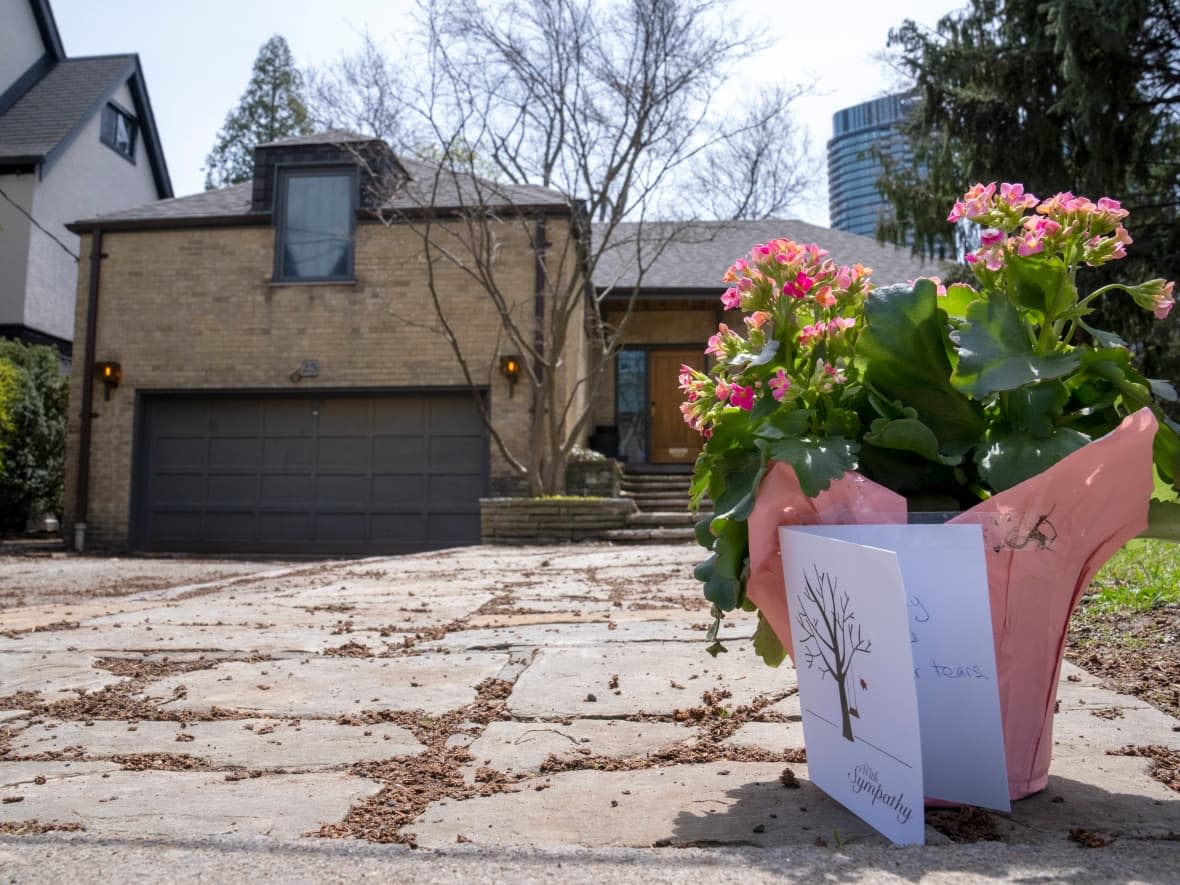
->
<box><xmin>73</xmin><ymin>131</ymin><xmax>569</xmax><ymax>229</ymax></box>
<box><xmin>593</xmin><ymin>219</ymin><xmax>945</xmax><ymax>293</ymax></box>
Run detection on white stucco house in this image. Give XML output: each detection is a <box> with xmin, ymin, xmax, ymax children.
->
<box><xmin>0</xmin><ymin>0</ymin><xmax>171</xmax><ymax>361</ymax></box>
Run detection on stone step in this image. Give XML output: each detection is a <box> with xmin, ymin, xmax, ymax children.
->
<box><xmin>627</xmin><ymin>511</ymin><xmax>698</xmax><ymax>527</ymax></box>
<box><xmin>601</xmin><ymin>526</ymin><xmax>698</xmax><ymax>543</ymax></box>
<box><xmin>620</xmin><ymin>477</ymin><xmax>693</xmax><ymax>491</ymax></box>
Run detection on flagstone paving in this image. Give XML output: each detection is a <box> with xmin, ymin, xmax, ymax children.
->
<box><xmin>0</xmin><ymin>542</ymin><xmax>1177</xmax><ymax>874</ymax></box>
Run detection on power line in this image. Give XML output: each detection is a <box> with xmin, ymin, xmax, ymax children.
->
<box><xmin>0</xmin><ymin>185</ymin><xmax>80</xmax><ymax>262</ymax></box>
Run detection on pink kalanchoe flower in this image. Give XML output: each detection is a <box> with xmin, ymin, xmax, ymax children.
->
<box><xmin>1018</xmin><ymin>231</ymin><xmax>1045</xmax><ymax>257</ymax></box>
<box><xmin>769</xmin><ymin>368</ymin><xmax>792</xmax><ymax>401</ymax></box>
<box><xmin>813</xmin><ymin>285</ymin><xmax>836</xmax><ymax>308</ymax></box>
<box><xmin>745</xmin><ymin>311</ymin><xmax>771</xmax><ymax>330</ymax></box>
<box><xmin>1155</xmin><ymin>281</ymin><xmax>1175</xmax><ymax>319</ymax></box>
<box><xmin>714</xmin><ymin>380</ymin><xmax>731</xmax><ymax>402</ymax></box>
<box><xmin>705</xmin><ymin>323</ymin><xmax>734</xmax><ymax>357</ymax></box>
<box><xmin>999</xmin><ymin>182</ymin><xmax>1038</xmax><ymax>210</ymax></box>
<box><xmin>1095</xmin><ymin>197</ymin><xmax>1129</xmax><ymax>223</ymax></box>
<box><xmin>827</xmin><ymin>316</ymin><xmax>856</xmax><ymax>333</ymax></box>
<box><xmin>783</xmin><ymin>271</ymin><xmax>815</xmax><ymax>299</ymax></box>
<box><xmin>980</xmin><ymin>228</ymin><xmax>1005</xmax><ymax>246</ymax></box>
<box><xmin>729</xmin><ymin>384</ymin><xmax>755</xmax><ymax>411</ymax></box>
<box><xmin>798</xmin><ymin>323</ymin><xmax>823</xmax><ymax>346</ymax></box>
<box><xmin>721</xmin><ymin>287</ymin><xmax>742</xmax><ymax>309</ymax></box>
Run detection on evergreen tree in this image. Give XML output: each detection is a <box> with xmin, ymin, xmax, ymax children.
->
<box><xmin>204</xmin><ymin>35</ymin><xmax>313</xmax><ymax>189</ymax></box>
<box><xmin>0</xmin><ymin>341</ymin><xmax>67</xmax><ymax>530</ymax></box>
<box><xmin>877</xmin><ymin>0</ymin><xmax>1180</xmax><ymax>384</ymax></box>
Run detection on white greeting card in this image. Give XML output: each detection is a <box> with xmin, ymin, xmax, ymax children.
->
<box><xmin>781</xmin><ymin>523</ymin><xmax>1010</xmax><ymax>844</ymax></box>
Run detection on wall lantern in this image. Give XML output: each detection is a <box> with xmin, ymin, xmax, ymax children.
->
<box><xmin>93</xmin><ymin>361</ymin><xmax>122</xmax><ymax>401</ymax></box>
<box><xmin>500</xmin><ymin>354</ymin><xmax>521</xmax><ymax>398</ymax></box>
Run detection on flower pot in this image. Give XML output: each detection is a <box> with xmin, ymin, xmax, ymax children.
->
<box><xmin>745</xmin><ymin>408</ymin><xmax>1158</xmax><ymax>801</ymax></box>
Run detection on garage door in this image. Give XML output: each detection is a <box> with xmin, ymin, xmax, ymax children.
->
<box><xmin>135</xmin><ymin>393</ymin><xmax>487</xmax><ymax>554</ymax></box>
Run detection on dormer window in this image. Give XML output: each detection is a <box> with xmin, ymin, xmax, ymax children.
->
<box><xmin>101</xmin><ymin>104</ymin><xmax>137</xmax><ymax>161</ymax></box>
<box><xmin>274</xmin><ymin>167</ymin><xmax>357</xmax><ymax>282</ymax></box>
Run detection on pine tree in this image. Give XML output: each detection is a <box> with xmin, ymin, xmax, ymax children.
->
<box><xmin>203</xmin><ymin>35</ymin><xmax>313</xmax><ymax>189</ymax></box>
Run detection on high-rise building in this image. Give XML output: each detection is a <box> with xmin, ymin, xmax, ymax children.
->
<box><xmin>827</xmin><ymin>94</ymin><xmax>912</xmax><ymax>238</ymax></box>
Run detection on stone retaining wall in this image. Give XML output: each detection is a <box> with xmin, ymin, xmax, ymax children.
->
<box><xmin>480</xmin><ymin>497</ymin><xmax>638</xmax><ymax>544</ymax></box>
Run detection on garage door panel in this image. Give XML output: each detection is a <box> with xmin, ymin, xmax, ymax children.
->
<box><xmin>207</xmin><ymin>474</ymin><xmax>259</xmax><ymax>505</ymax></box>
<box><xmin>371</xmin><ymin>474</ymin><xmax>425</xmax><ymax>504</ymax></box>
<box><xmin>205</xmin><ymin>512</ymin><xmax>258</xmax><ymax>540</ymax></box>
<box><xmin>315</xmin><ymin>512</ymin><xmax>367</xmax><ymax>541</ymax></box>
<box><xmin>372</xmin><ymin>398</ymin><xmax>427</xmax><ymax>433</ymax></box>
<box><xmin>259</xmin><ymin>474</ymin><xmax>313</xmax><ymax>505</ymax></box>
<box><xmin>430</xmin><ymin>473</ymin><xmax>485</xmax><ymax>504</ymax></box>
<box><xmin>140</xmin><ymin>393</ymin><xmax>486</xmax><ymax>554</ymax></box>
<box><xmin>428</xmin><ymin>513</ymin><xmax>479</xmax><ymax>541</ymax></box>
<box><xmin>208</xmin><ymin>401</ymin><xmax>260</xmax><ymax>435</ymax></box>
<box><xmin>373</xmin><ymin>437</ymin><xmax>425</xmax><ymax>467</ymax></box>
<box><xmin>318</xmin><ymin>436</ymin><xmax>369</xmax><ymax>466</ymax></box>
<box><xmin>151</xmin><ymin>474</ymin><xmax>204</xmax><ymax>505</ymax></box>
<box><xmin>263</xmin><ymin>437</ymin><xmax>314</xmax><ymax>468</ymax></box>
<box><xmin>430</xmin><ymin>398</ymin><xmax>482</xmax><ymax>432</ymax></box>
<box><xmin>258</xmin><ymin>511</ymin><xmax>312</xmax><ymax>541</ymax></box>
<box><xmin>372</xmin><ymin>513</ymin><xmax>428</xmax><ymax>542</ymax></box>
<box><xmin>316</xmin><ymin>474</ymin><xmax>370</xmax><ymax>506</ymax></box>
<box><xmin>264</xmin><ymin>401</ymin><xmax>316</xmax><ymax>435</ymax></box>
<box><xmin>209</xmin><ymin>437</ymin><xmax>259</xmax><ymax>467</ymax></box>
<box><xmin>154</xmin><ymin>437</ymin><xmax>208</xmax><ymax>468</ymax></box>
<box><xmin>430</xmin><ymin>436</ymin><xmax>483</xmax><ymax>467</ymax></box>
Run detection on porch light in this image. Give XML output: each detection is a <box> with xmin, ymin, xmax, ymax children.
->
<box><xmin>94</xmin><ymin>361</ymin><xmax>122</xmax><ymax>401</ymax></box>
<box><xmin>500</xmin><ymin>354</ymin><xmax>521</xmax><ymax>397</ymax></box>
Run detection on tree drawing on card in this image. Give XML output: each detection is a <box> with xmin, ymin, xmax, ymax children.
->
<box><xmin>794</xmin><ymin>565</ymin><xmax>872</xmax><ymax>742</ymax></box>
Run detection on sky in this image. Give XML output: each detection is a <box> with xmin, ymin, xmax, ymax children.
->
<box><xmin>52</xmin><ymin>0</ymin><xmax>960</xmax><ymax>226</ymax></box>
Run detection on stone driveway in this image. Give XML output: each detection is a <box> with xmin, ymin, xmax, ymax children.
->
<box><xmin>0</xmin><ymin>543</ymin><xmax>1178</xmax><ymax>880</ymax></box>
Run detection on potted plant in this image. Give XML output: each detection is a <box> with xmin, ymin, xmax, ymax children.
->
<box><xmin>682</xmin><ymin>183</ymin><xmax>1179</xmax><ymax>799</ymax></box>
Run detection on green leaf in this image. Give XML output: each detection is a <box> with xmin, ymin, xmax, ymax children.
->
<box><xmin>752</xmin><ymin>612</ymin><xmax>788</xmax><ymax>667</ymax></box>
<box><xmin>705</xmin><ymin>640</ymin><xmax>730</xmax><ymax>657</ymax></box>
<box><xmin>693</xmin><ymin>515</ymin><xmax>714</xmax><ymax>549</ymax></box>
<box><xmin>1005</xmin><ymin>381</ymin><xmax>1070</xmax><ymax>437</ymax></box>
<box><xmin>1149</xmin><ymin>379</ymin><xmax>1178</xmax><ymax>403</ymax></box>
<box><xmin>940</xmin><ymin>283</ymin><xmax>982</xmax><ymax>320</ymax></box>
<box><xmin>730</xmin><ymin>338</ymin><xmax>779</xmax><ymax>370</ymax></box>
<box><xmin>712</xmin><ymin>457</ymin><xmax>764</xmax><ymax>523</ymax></box>
<box><xmin>858</xmin><ymin>281</ymin><xmax>985</xmax><ymax>451</ymax></box>
<box><xmin>976</xmin><ymin>426</ymin><xmax>1091</xmax><ymax>491</ymax></box>
<box><xmin>694</xmin><ymin>553</ymin><xmax>740</xmax><ymax>612</ymax></box>
<box><xmin>1077</xmin><ymin>319</ymin><xmax>1128</xmax><ymax>350</ymax></box>
<box><xmin>952</xmin><ymin>295</ymin><xmax>1081</xmax><ymax>395</ymax></box>
<box><xmin>1006</xmin><ymin>254</ymin><xmax>1076</xmax><ymax>322</ymax></box>
<box><xmin>760</xmin><ymin>436</ymin><xmax>857</xmax><ymax>497</ymax></box>
<box><xmin>864</xmin><ymin>417</ymin><xmax>961</xmax><ymax>464</ymax></box>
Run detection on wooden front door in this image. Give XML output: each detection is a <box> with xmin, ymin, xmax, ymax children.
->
<box><xmin>649</xmin><ymin>349</ymin><xmax>704</xmax><ymax>464</ymax></box>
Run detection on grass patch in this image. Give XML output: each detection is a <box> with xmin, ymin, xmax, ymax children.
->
<box><xmin>1087</xmin><ymin>539</ymin><xmax>1180</xmax><ymax>612</ymax></box>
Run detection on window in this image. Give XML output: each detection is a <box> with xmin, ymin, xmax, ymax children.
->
<box><xmin>274</xmin><ymin>168</ymin><xmax>357</xmax><ymax>282</ymax></box>
<box><xmin>100</xmin><ymin>104</ymin><xmax>137</xmax><ymax>160</ymax></box>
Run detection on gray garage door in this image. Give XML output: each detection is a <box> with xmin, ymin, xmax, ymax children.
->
<box><xmin>135</xmin><ymin>393</ymin><xmax>487</xmax><ymax>554</ymax></box>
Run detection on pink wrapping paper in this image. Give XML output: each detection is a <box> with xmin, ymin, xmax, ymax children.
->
<box><xmin>746</xmin><ymin>408</ymin><xmax>1159</xmax><ymax>800</ymax></box>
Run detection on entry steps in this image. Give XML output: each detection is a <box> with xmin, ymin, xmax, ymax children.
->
<box><xmin>602</xmin><ymin>469</ymin><xmax>711</xmax><ymax>543</ymax></box>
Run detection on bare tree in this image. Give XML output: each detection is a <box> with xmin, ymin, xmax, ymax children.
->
<box><xmin>304</xmin><ymin>31</ymin><xmax>419</xmax><ymax>150</ymax></box>
<box><xmin>795</xmin><ymin>566</ymin><xmax>872</xmax><ymax>742</ymax></box>
<box><xmin>690</xmin><ymin>84</ymin><xmax>821</xmax><ymax>219</ymax></box>
<box><xmin>327</xmin><ymin>0</ymin><xmax>818</xmax><ymax>495</ymax></box>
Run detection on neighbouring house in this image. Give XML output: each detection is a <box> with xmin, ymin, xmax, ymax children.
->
<box><xmin>0</xmin><ymin>0</ymin><xmax>171</xmax><ymax>361</ymax></box>
<box><xmin>591</xmin><ymin>219</ymin><xmax>938</xmax><ymax>468</ymax></box>
<box><xmin>64</xmin><ymin>131</ymin><xmax>579</xmax><ymax>555</ymax></box>
<box><xmin>63</xmin><ymin>130</ymin><xmax>936</xmax><ymax>556</ymax></box>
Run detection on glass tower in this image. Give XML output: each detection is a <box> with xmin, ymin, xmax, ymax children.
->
<box><xmin>827</xmin><ymin>94</ymin><xmax>913</xmax><ymax>238</ymax></box>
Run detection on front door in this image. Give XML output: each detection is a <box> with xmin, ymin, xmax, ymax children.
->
<box><xmin>649</xmin><ymin>349</ymin><xmax>704</xmax><ymax>464</ymax></box>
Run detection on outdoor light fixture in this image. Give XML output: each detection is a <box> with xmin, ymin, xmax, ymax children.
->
<box><xmin>500</xmin><ymin>354</ymin><xmax>521</xmax><ymax>398</ymax></box>
<box><xmin>93</xmin><ymin>361</ymin><xmax>122</xmax><ymax>401</ymax></box>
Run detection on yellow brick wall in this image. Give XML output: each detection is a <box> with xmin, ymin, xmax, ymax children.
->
<box><xmin>64</xmin><ymin>215</ymin><xmax>579</xmax><ymax>548</ymax></box>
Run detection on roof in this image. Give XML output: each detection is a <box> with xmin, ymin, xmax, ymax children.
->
<box><xmin>0</xmin><ymin>55</ymin><xmax>137</xmax><ymax>160</ymax></box>
<box><xmin>593</xmin><ymin>219</ymin><xmax>944</xmax><ymax>293</ymax></box>
<box><xmin>0</xmin><ymin>48</ymin><xmax>172</xmax><ymax>197</ymax></box>
<box><xmin>70</xmin><ymin>136</ymin><xmax>570</xmax><ymax>229</ymax></box>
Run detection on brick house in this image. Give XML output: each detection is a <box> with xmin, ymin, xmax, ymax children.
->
<box><xmin>64</xmin><ymin>132</ymin><xmax>579</xmax><ymax>554</ymax></box>
<box><xmin>1</xmin><ymin>0</ymin><xmax>171</xmax><ymax>361</ymax></box>
<box><xmin>64</xmin><ymin>131</ymin><xmax>934</xmax><ymax>555</ymax></box>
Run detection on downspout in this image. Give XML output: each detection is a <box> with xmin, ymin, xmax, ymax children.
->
<box><xmin>73</xmin><ymin>227</ymin><xmax>103</xmax><ymax>551</ymax></box>
<box><xmin>532</xmin><ymin>214</ymin><xmax>548</xmax><ymax>379</ymax></box>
